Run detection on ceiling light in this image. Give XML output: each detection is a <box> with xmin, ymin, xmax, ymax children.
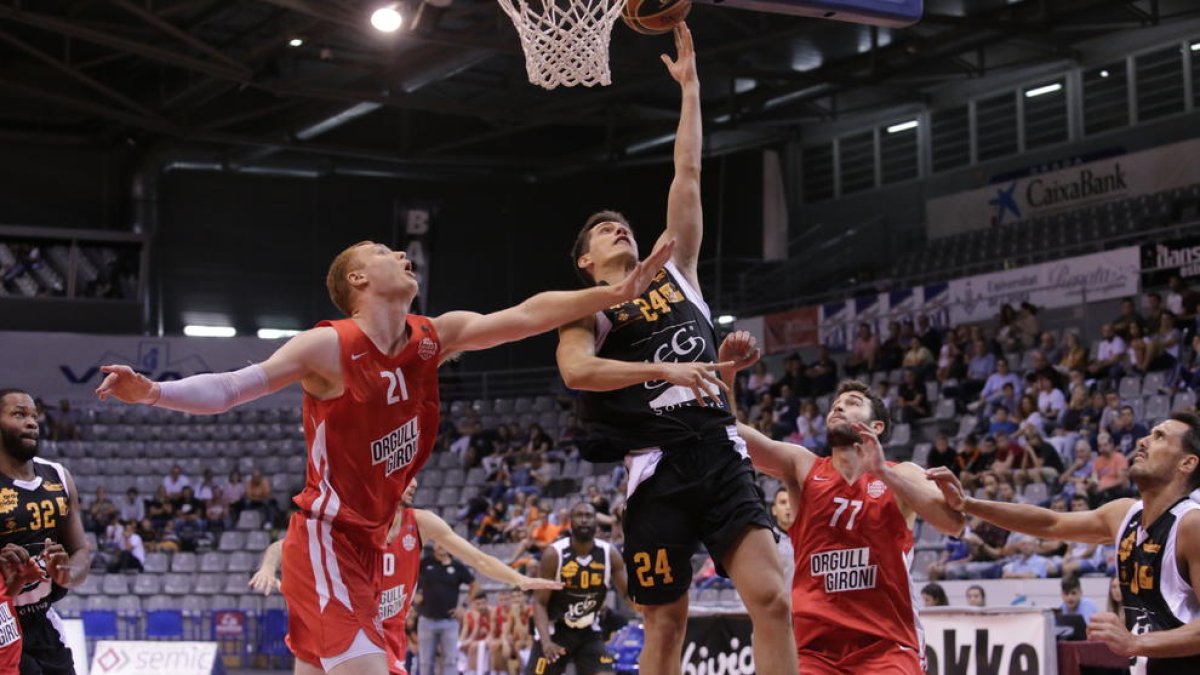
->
<box><xmin>288</xmin><ymin>37</ymin><xmax>304</xmax><ymax>47</ymax></box>
<box><xmin>257</xmin><ymin>328</ymin><xmax>302</xmax><ymax>339</ymax></box>
<box><xmin>371</xmin><ymin>5</ymin><xmax>403</xmax><ymax>32</ymax></box>
<box><xmin>184</xmin><ymin>325</ymin><xmax>236</xmax><ymax>338</ymax></box>
<box><xmin>1025</xmin><ymin>83</ymin><xmax>1062</xmax><ymax>98</ymax></box>
<box><xmin>1099</xmin><ymin>69</ymin><xmax>1110</xmax><ymax>78</ymax></box>
<box><xmin>717</xmin><ymin>315</ymin><xmax>737</xmax><ymax>326</ymax></box>
<box><xmin>887</xmin><ymin>120</ymin><xmax>919</xmax><ymax>134</ymax></box>
<box><xmin>1191</xmin><ymin>42</ymin><xmax>1200</xmax><ymax>52</ymax></box>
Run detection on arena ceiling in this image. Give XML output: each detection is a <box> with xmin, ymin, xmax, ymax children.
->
<box><xmin>0</xmin><ymin>0</ymin><xmax>1195</xmax><ymax>182</ymax></box>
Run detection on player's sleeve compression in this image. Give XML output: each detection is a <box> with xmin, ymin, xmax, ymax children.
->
<box><xmin>152</xmin><ymin>364</ymin><xmax>270</xmax><ymax>414</ymax></box>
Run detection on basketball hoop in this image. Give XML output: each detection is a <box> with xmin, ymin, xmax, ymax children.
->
<box><xmin>496</xmin><ymin>0</ymin><xmax>625</xmax><ymax>89</ymax></box>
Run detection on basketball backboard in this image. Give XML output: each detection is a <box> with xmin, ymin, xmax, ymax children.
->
<box><xmin>692</xmin><ymin>0</ymin><xmax>922</xmax><ymax>27</ymax></box>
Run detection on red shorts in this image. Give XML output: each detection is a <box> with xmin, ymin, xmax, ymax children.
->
<box><xmin>282</xmin><ymin>512</ymin><xmax>386</xmax><ymax>666</ymax></box>
<box><xmin>798</xmin><ymin>636</ymin><xmax>922</xmax><ymax>674</ymax></box>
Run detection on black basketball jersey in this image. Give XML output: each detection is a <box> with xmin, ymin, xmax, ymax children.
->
<box><xmin>0</xmin><ymin>459</ymin><xmax>72</xmax><ymax>617</ymax></box>
<box><xmin>580</xmin><ymin>261</ymin><xmax>735</xmax><ymax>456</ymax></box>
<box><xmin>546</xmin><ymin>538</ymin><xmax>612</xmax><ymax>633</ymax></box>
<box><xmin>1115</xmin><ymin>498</ymin><xmax>1200</xmax><ymax>675</ymax></box>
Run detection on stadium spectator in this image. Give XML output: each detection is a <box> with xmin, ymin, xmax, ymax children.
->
<box><xmin>106</xmin><ymin>520</ymin><xmax>145</xmax><ymax>573</ymax></box>
<box><xmin>746</xmin><ymin>362</ymin><xmax>775</xmax><ymax>401</ymax></box>
<box><xmin>995</xmin><ymin>304</ymin><xmax>1021</xmax><ymax>353</ymax></box>
<box><xmin>1144</xmin><ymin>292</ymin><xmax>1166</xmax><ymax>332</ymax></box>
<box><xmin>774</xmin><ymin>353</ymin><xmax>810</xmax><ymax>399</ymax></box>
<box><xmin>1059</xmin><ymin>332</ymin><xmax>1088</xmax><ymax>372</ymax></box>
<box><xmin>1057</xmin><ymin>439</ymin><xmax>1095</xmax><ymax>501</ymax></box>
<box><xmin>1012</xmin><ymin>427</ymin><xmax>1064</xmax><ymax>490</ymax></box>
<box><xmin>144</xmin><ymin>485</ymin><xmax>173</xmax><ymax>530</ymax></box>
<box><xmin>807</xmin><ymin>346</ymin><xmax>838</xmax><ymax>396</ymax></box>
<box><xmin>1142</xmin><ymin>310</ymin><xmax>1181</xmax><ymax>372</ymax></box>
<box><xmin>1036</xmin><ymin>373</ymin><xmax>1067</xmax><ymax>424</ymax></box>
<box><xmin>1166</xmin><ymin>274</ymin><xmax>1200</xmax><ymax>328</ymax></box>
<box><xmin>87</xmin><ymin>487</ymin><xmax>117</xmax><ymax>537</ymax></box>
<box><xmin>895</xmin><ymin>368</ymin><xmax>928</xmax><ymax>423</ymax></box>
<box><xmin>1089</xmin><ymin>432</ymin><xmax>1130</xmax><ymax>504</ymax></box>
<box><xmin>920</xmin><ymin>583</ymin><xmax>949</xmax><ymax>607</ymax></box>
<box><xmin>1107</xmin><ymin>575</ymin><xmax>1122</xmax><ymax>615</ymax></box>
<box><xmin>1107</xmin><ymin>405</ymin><xmax>1149</xmax><ymax>457</ymax></box>
<box><xmin>927</xmin><ymin>533</ymin><xmax>970</xmax><ymax>581</ymax></box>
<box><xmin>844</xmin><ymin>322</ymin><xmax>878</xmax><ymax>376</ymax></box>
<box><xmin>964</xmin><ymin>339</ymin><xmax>996</xmax><ymax>400</ymax></box>
<box><xmin>926</xmin><ymin>434</ymin><xmax>957</xmax><ymax>473</ymax></box>
<box><xmin>965</xmin><ymin>585</ymin><xmax>986</xmax><ymax>607</ymax></box>
<box><xmin>973</xmin><ymin>358</ymin><xmax>1021</xmax><ymax>414</ymax></box>
<box><xmin>1059</xmin><ymin>576</ymin><xmax>1099</xmax><ymax>625</ymax></box>
<box><xmin>1112</xmin><ymin>297</ymin><xmax>1145</xmax><ymax>338</ymax></box>
<box><xmin>936</xmin><ymin>339</ymin><xmax>965</xmax><ymax>389</ymax></box>
<box><xmin>118</xmin><ymin>487</ymin><xmax>144</xmax><ymax>524</ymax></box>
<box><xmin>902</xmin><ymin>336</ymin><xmax>935</xmax><ymax>379</ymax></box>
<box><xmin>879</xmin><ymin>321</ymin><xmax>905</xmax><ymax>372</ymax></box>
<box><xmin>418</xmin><ymin>542</ymin><xmax>478</xmax><ymax>675</ymax></box>
<box><xmin>987</xmin><ymin>406</ymin><xmax>1019</xmax><ymax>437</ymax></box>
<box><xmin>916</xmin><ymin>314</ymin><xmax>942</xmax><ymax>354</ymax></box>
<box><xmin>988</xmin><ymin>431</ymin><xmax>1021</xmax><ymax>483</ymax></box>
<box><xmin>773</xmin><ymin>384</ymin><xmax>802</xmax><ymax>437</ymax></box>
<box><xmin>1039</xmin><ymin>332</ymin><xmax>1063</xmax><ymax>367</ymax></box>
<box><xmin>1125</xmin><ymin>321</ymin><xmax>1149</xmax><ymax>375</ymax></box>
<box><xmin>206</xmin><ymin>486</ymin><xmax>229</xmax><ymax>531</ymax></box>
<box><xmin>957</xmin><ymin>435</ymin><xmax>993</xmax><ymax>490</ymax></box>
<box><xmin>793</xmin><ymin>399</ymin><xmax>826</xmax><ymax>448</ymax></box>
<box><xmin>194</xmin><ymin>469</ymin><xmax>217</xmax><ymax>501</ymax></box>
<box><xmin>1015</xmin><ymin>394</ymin><xmax>1045</xmax><ymax>433</ymax></box>
<box><xmin>1088</xmin><ymin>323</ymin><xmax>1128</xmax><ymax>382</ymax></box>
<box><xmin>1001</xmin><ymin>535</ymin><xmax>1050</xmax><ymax>579</ymax></box>
<box><xmin>162</xmin><ymin>464</ymin><xmax>190</xmax><ymax>499</ymax></box>
<box><xmin>1016</xmin><ymin>303</ymin><xmax>1041</xmax><ymax>347</ymax></box>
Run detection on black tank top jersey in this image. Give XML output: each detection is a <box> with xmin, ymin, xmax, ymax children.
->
<box><xmin>546</xmin><ymin>538</ymin><xmax>612</xmax><ymax>633</ymax></box>
<box><xmin>0</xmin><ymin>459</ymin><xmax>72</xmax><ymax>616</ymax></box>
<box><xmin>1115</xmin><ymin>498</ymin><xmax>1200</xmax><ymax>675</ymax></box>
<box><xmin>580</xmin><ymin>261</ymin><xmax>735</xmax><ymax>454</ymax></box>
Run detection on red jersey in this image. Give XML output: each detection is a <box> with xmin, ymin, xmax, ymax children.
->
<box><xmin>379</xmin><ymin>507</ymin><xmax>422</xmax><ymax>675</ymax></box>
<box><xmin>0</xmin><ymin>587</ymin><xmax>20</xmax><ymax>672</ymax></box>
<box><xmin>790</xmin><ymin>457</ymin><xmax>922</xmax><ymax>654</ymax></box>
<box><xmin>295</xmin><ymin>316</ymin><xmax>441</xmax><ymax>548</ymax></box>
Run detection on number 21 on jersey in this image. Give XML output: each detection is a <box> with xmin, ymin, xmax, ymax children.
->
<box><xmin>380</xmin><ymin>369</ymin><xmax>409</xmax><ymax>404</ymax></box>
<box><xmin>829</xmin><ymin>497</ymin><xmax>863</xmax><ymax>530</ymax></box>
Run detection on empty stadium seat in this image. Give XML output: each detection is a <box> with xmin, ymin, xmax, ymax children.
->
<box><xmin>171</xmin><ymin>552</ymin><xmax>197</xmax><ymax>573</ymax></box>
<box><xmin>133</xmin><ymin>574</ymin><xmax>163</xmax><ymax>595</ymax></box>
<box><xmin>244</xmin><ymin>531</ymin><xmax>271</xmax><ymax>552</ymax></box>
<box><xmin>200</xmin><ymin>552</ymin><xmax>228</xmax><ymax>573</ymax></box>
<box><xmin>143</xmin><ymin>553</ymin><xmax>169</xmax><ymax>574</ymax></box>
<box><xmin>1118</xmin><ymin>376</ymin><xmax>1142</xmax><ymax>399</ymax></box>
<box><xmin>163</xmin><ymin>573</ymin><xmax>194</xmax><ymax>595</ymax></box>
<box><xmin>195</xmin><ymin>573</ymin><xmax>224</xmax><ymax>595</ymax></box>
<box><xmin>218</xmin><ymin>532</ymin><xmax>246</xmax><ymax>551</ymax></box>
<box><xmin>235</xmin><ymin>510</ymin><xmax>263</xmax><ymax>531</ymax></box>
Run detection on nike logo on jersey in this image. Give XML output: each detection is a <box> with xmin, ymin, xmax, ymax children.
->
<box><xmin>813</xmin><ymin>476</ymin><xmax>832</xmax><ymax>481</ymax></box>
<box><xmin>352</xmin><ymin>352</ymin><xmax>368</xmax><ymax>360</ymax></box>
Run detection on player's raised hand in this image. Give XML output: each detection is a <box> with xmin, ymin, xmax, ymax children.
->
<box><xmin>658</xmin><ymin>361</ymin><xmax>734</xmax><ymax>408</ymax></box>
<box><xmin>1086</xmin><ymin>612</ymin><xmax>1140</xmax><ymax>656</ymax></box>
<box><xmin>660</xmin><ymin>23</ymin><xmax>696</xmax><ymax>86</ymax></box>
<box><xmin>613</xmin><ymin>238</ymin><xmax>675</xmax><ymax>302</ymax></box>
<box><xmin>925</xmin><ymin>467</ymin><xmax>967</xmax><ymax>512</ymax></box>
<box><xmin>248</xmin><ymin>568</ymin><xmax>281</xmax><ymax>596</ymax></box>
<box><xmin>95</xmin><ymin>365</ymin><xmax>160</xmax><ymax>404</ymax></box>
<box><xmin>851</xmin><ymin>421</ymin><xmax>886</xmax><ymax>475</ymax></box>
<box><xmin>514</xmin><ymin>576</ymin><xmax>563</xmax><ymax>592</ymax></box>
<box><xmin>718</xmin><ymin>331</ymin><xmax>761</xmax><ymax>373</ymax></box>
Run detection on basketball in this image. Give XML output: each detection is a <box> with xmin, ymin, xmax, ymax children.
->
<box><xmin>622</xmin><ymin>0</ymin><xmax>692</xmax><ymax>35</ymax></box>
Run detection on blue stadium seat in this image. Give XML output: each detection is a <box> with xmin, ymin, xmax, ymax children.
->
<box><xmin>82</xmin><ymin>609</ymin><xmax>119</xmax><ymax>641</ymax></box>
<box><xmin>146</xmin><ymin>609</ymin><xmax>185</xmax><ymax>640</ymax></box>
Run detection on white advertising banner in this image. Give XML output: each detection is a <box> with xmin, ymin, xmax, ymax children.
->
<box><xmin>927</xmin><ymin>137</ymin><xmax>1200</xmax><ymax>238</ymax></box>
<box><xmin>90</xmin><ymin>641</ymin><xmax>220</xmax><ymax>675</ymax></box>
<box><xmin>921</xmin><ymin>608</ymin><xmax>1058</xmax><ymax>675</ymax></box>
<box><xmin>948</xmin><ymin>246</ymin><xmax>1140</xmax><ymax>324</ymax></box>
<box><xmin>0</xmin><ymin>331</ymin><xmax>299</xmax><ymax>405</ymax></box>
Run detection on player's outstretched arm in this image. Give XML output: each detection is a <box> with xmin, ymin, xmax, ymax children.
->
<box><xmin>414</xmin><ymin>510</ymin><xmax>562</xmax><ymax>592</ymax></box>
<box><xmin>654</xmin><ymin>23</ymin><xmax>703</xmax><ymax>291</ymax></box>
<box><xmin>1087</xmin><ymin>510</ymin><xmax>1200</xmax><ymax>658</ymax></box>
<box><xmin>434</xmin><ymin>240</ymin><xmax>675</xmax><ymax>356</ymax></box>
<box><xmin>850</xmin><ymin>422</ymin><xmax>964</xmax><ymax>536</ymax></box>
<box><xmin>249</xmin><ymin>539</ymin><xmax>284</xmax><ymax>595</ymax></box>
<box><xmin>927</xmin><ymin>467</ymin><xmax>1132</xmax><ymax>543</ymax></box>
<box><xmin>94</xmin><ymin>326</ymin><xmax>338</xmax><ymax>413</ymax></box>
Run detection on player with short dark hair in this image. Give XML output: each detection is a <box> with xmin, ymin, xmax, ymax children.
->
<box><xmin>717</xmin><ymin>333</ymin><xmax>965</xmax><ymax>674</ymax></box>
<box><xmin>555</xmin><ymin>25</ymin><xmax>796</xmax><ymax>675</ymax></box>
<box><xmin>0</xmin><ymin>389</ymin><xmax>90</xmax><ymax>675</ymax></box>
<box><xmin>929</xmin><ymin>411</ymin><xmax>1200</xmax><ymax>674</ymax></box>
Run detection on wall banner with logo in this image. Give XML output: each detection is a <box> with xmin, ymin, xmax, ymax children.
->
<box><xmin>1141</xmin><ymin>234</ymin><xmax>1200</xmax><ymax>287</ymax></box>
<box><xmin>0</xmin><ymin>331</ymin><xmax>298</xmax><ymax>405</ymax></box>
<box><xmin>763</xmin><ymin>306</ymin><xmax>819</xmax><ymax>353</ymax></box>
<box><xmin>681</xmin><ymin>614</ymin><xmax>754</xmax><ymax>675</ymax></box>
<box><xmin>926</xmin><ymin>137</ymin><xmax>1200</xmax><ymax>238</ymax></box>
<box><xmin>947</xmin><ymin>246</ymin><xmax>1140</xmax><ymax>324</ymax></box>
<box><xmin>921</xmin><ymin>608</ymin><xmax>1058</xmax><ymax>675</ymax></box>
<box><xmin>90</xmin><ymin>641</ymin><xmax>220</xmax><ymax>675</ymax></box>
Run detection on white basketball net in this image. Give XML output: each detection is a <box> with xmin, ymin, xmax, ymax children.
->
<box><xmin>496</xmin><ymin>0</ymin><xmax>625</xmax><ymax>89</ymax></box>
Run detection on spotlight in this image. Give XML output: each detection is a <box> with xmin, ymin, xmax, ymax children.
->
<box><xmin>371</xmin><ymin>4</ymin><xmax>403</xmax><ymax>32</ymax></box>
<box><xmin>288</xmin><ymin>37</ymin><xmax>304</xmax><ymax>47</ymax></box>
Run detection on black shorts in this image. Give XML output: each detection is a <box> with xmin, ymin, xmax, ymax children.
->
<box><xmin>623</xmin><ymin>435</ymin><xmax>774</xmax><ymax>605</ymax></box>
<box><xmin>19</xmin><ymin>611</ymin><xmax>74</xmax><ymax>675</ymax></box>
<box><xmin>524</xmin><ymin>627</ymin><xmax>613</xmax><ymax>675</ymax></box>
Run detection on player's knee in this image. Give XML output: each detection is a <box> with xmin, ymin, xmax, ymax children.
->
<box><xmin>742</xmin><ymin>583</ymin><xmax>790</xmax><ymax>622</ymax></box>
<box><xmin>643</xmin><ymin>604</ymin><xmax>688</xmax><ymax>643</ymax></box>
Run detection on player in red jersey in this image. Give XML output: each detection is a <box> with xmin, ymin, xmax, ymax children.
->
<box><xmin>0</xmin><ymin>543</ymin><xmax>43</xmax><ymax>673</ymax></box>
<box><xmin>718</xmin><ymin>332</ymin><xmax>965</xmax><ymax>674</ymax></box>
<box><xmin>96</xmin><ymin>238</ymin><xmax>671</xmax><ymax>675</ymax></box>
<box><xmin>250</xmin><ymin>479</ymin><xmax>560</xmax><ymax>675</ymax></box>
